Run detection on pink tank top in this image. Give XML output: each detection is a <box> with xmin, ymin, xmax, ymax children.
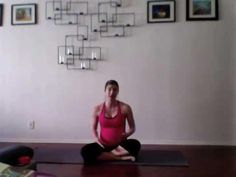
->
<box><xmin>99</xmin><ymin>102</ymin><xmax>126</xmax><ymax>146</ymax></box>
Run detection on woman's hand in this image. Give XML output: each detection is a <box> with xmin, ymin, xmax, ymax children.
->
<box><xmin>121</xmin><ymin>132</ymin><xmax>127</xmax><ymax>141</ymax></box>
<box><xmin>96</xmin><ymin>140</ymin><xmax>104</xmax><ymax>148</ymax></box>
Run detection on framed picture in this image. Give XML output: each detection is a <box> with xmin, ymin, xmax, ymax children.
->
<box><xmin>0</xmin><ymin>4</ymin><xmax>3</xmax><ymax>26</ymax></box>
<box><xmin>147</xmin><ymin>0</ymin><xmax>176</xmax><ymax>23</ymax></box>
<box><xmin>11</xmin><ymin>3</ymin><xmax>37</xmax><ymax>25</ymax></box>
<box><xmin>186</xmin><ymin>0</ymin><xmax>218</xmax><ymax>21</ymax></box>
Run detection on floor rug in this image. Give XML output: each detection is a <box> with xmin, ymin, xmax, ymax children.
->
<box><xmin>34</xmin><ymin>148</ymin><xmax>188</xmax><ymax>167</ymax></box>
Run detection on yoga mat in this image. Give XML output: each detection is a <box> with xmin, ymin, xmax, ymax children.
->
<box><xmin>34</xmin><ymin>147</ymin><xmax>83</xmax><ymax>164</ymax></box>
<box><xmin>34</xmin><ymin>148</ymin><xmax>188</xmax><ymax>167</ymax></box>
<box><xmin>134</xmin><ymin>150</ymin><xmax>188</xmax><ymax>166</ymax></box>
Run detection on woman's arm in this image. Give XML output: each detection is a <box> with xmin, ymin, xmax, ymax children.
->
<box><xmin>123</xmin><ymin>104</ymin><xmax>136</xmax><ymax>138</ymax></box>
<box><xmin>92</xmin><ymin>105</ymin><xmax>99</xmax><ymax>141</ymax></box>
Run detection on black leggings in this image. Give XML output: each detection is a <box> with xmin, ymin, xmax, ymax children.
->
<box><xmin>80</xmin><ymin>139</ymin><xmax>141</xmax><ymax>164</ymax></box>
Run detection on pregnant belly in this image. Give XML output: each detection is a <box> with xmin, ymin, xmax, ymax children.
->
<box><xmin>100</xmin><ymin>128</ymin><xmax>124</xmax><ymax>146</ymax></box>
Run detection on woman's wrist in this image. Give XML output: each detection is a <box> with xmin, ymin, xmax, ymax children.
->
<box><xmin>122</xmin><ymin>132</ymin><xmax>128</xmax><ymax>139</ymax></box>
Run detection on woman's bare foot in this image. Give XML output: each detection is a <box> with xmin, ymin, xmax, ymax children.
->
<box><xmin>111</xmin><ymin>146</ymin><xmax>129</xmax><ymax>156</ymax></box>
<box><xmin>120</xmin><ymin>155</ymin><xmax>136</xmax><ymax>162</ymax></box>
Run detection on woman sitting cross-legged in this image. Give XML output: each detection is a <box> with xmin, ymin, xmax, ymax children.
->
<box><xmin>81</xmin><ymin>80</ymin><xmax>141</xmax><ymax>164</ymax></box>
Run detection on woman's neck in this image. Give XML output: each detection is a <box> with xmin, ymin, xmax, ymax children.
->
<box><xmin>105</xmin><ymin>99</ymin><xmax>118</xmax><ymax>108</ymax></box>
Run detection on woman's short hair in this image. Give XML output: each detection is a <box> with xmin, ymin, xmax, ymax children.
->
<box><xmin>104</xmin><ymin>80</ymin><xmax>119</xmax><ymax>90</ymax></box>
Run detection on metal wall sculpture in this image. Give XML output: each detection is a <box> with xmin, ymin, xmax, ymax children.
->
<box><xmin>46</xmin><ymin>0</ymin><xmax>136</xmax><ymax>70</ymax></box>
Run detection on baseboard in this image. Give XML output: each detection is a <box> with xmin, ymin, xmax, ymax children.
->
<box><xmin>0</xmin><ymin>138</ymin><xmax>235</xmax><ymax>146</ymax></box>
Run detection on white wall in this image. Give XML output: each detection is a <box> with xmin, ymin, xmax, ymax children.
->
<box><xmin>0</xmin><ymin>0</ymin><xmax>235</xmax><ymax>145</ymax></box>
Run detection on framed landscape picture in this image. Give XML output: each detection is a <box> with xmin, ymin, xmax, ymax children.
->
<box><xmin>0</xmin><ymin>4</ymin><xmax>3</xmax><ymax>26</ymax></box>
<box><xmin>186</xmin><ymin>0</ymin><xmax>218</xmax><ymax>21</ymax></box>
<box><xmin>147</xmin><ymin>0</ymin><xmax>176</xmax><ymax>23</ymax></box>
<box><xmin>11</xmin><ymin>3</ymin><xmax>37</xmax><ymax>25</ymax></box>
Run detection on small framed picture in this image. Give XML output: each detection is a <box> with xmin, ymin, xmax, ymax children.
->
<box><xmin>147</xmin><ymin>0</ymin><xmax>176</xmax><ymax>23</ymax></box>
<box><xmin>0</xmin><ymin>4</ymin><xmax>3</xmax><ymax>26</ymax></box>
<box><xmin>186</xmin><ymin>0</ymin><xmax>218</xmax><ymax>21</ymax></box>
<box><xmin>11</xmin><ymin>3</ymin><xmax>37</xmax><ymax>25</ymax></box>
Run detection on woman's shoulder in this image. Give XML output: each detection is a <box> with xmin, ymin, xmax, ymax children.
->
<box><xmin>119</xmin><ymin>100</ymin><xmax>130</xmax><ymax>107</ymax></box>
<box><xmin>119</xmin><ymin>101</ymin><xmax>132</xmax><ymax>112</ymax></box>
<box><xmin>93</xmin><ymin>103</ymin><xmax>104</xmax><ymax>115</ymax></box>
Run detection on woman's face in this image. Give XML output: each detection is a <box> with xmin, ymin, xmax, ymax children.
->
<box><xmin>105</xmin><ymin>84</ymin><xmax>119</xmax><ymax>100</ymax></box>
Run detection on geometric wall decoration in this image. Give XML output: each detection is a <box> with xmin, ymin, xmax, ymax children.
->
<box><xmin>45</xmin><ymin>0</ymin><xmax>136</xmax><ymax>70</ymax></box>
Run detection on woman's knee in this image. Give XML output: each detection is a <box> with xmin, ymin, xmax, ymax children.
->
<box><xmin>128</xmin><ymin>139</ymin><xmax>141</xmax><ymax>150</ymax></box>
<box><xmin>121</xmin><ymin>139</ymin><xmax>141</xmax><ymax>156</ymax></box>
<box><xmin>80</xmin><ymin>143</ymin><xmax>103</xmax><ymax>163</ymax></box>
<box><xmin>80</xmin><ymin>145</ymin><xmax>88</xmax><ymax>158</ymax></box>
<box><xmin>80</xmin><ymin>144</ymin><xmax>94</xmax><ymax>158</ymax></box>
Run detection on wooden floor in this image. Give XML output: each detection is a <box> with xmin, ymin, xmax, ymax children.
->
<box><xmin>0</xmin><ymin>143</ymin><xmax>236</xmax><ymax>177</ymax></box>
